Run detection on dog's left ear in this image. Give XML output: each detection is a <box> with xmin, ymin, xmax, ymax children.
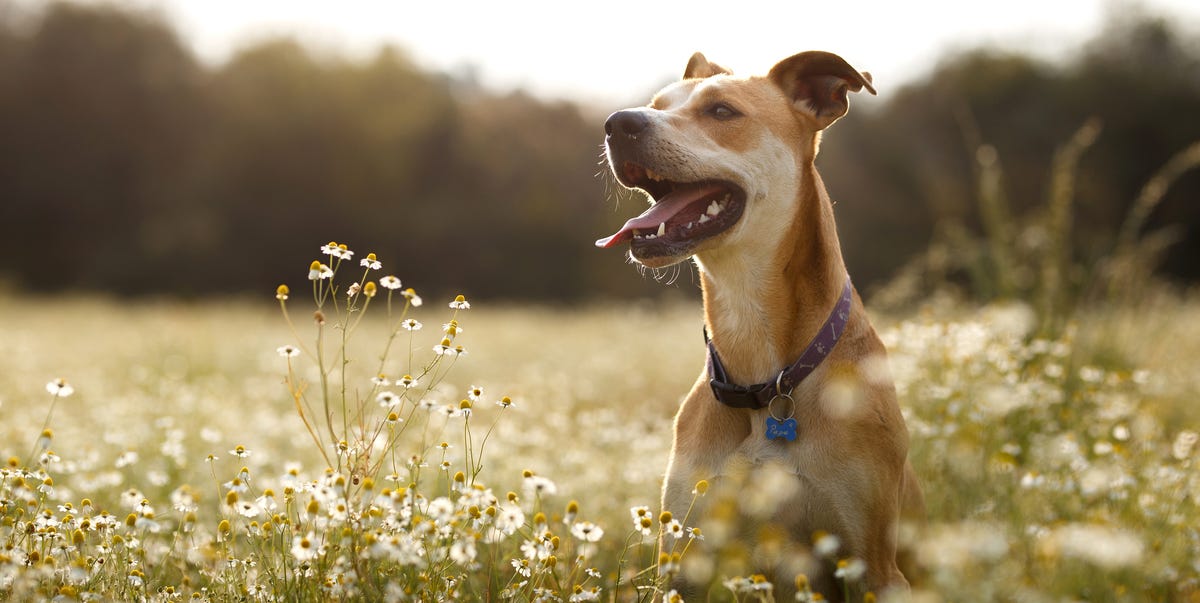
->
<box><xmin>768</xmin><ymin>51</ymin><xmax>875</xmax><ymax>129</ymax></box>
<box><xmin>684</xmin><ymin>52</ymin><xmax>732</xmax><ymax>79</ymax></box>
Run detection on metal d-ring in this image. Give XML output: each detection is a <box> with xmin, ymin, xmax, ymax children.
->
<box><xmin>774</xmin><ymin>371</ymin><xmax>788</xmax><ymax>397</ymax></box>
<box><xmin>769</xmin><ymin>372</ymin><xmax>796</xmax><ymax>421</ymax></box>
<box><xmin>767</xmin><ymin>392</ymin><xmax>796</xmax><ymax>422</ymax></box>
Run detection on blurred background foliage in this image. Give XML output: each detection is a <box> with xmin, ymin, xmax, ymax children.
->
<box><xmin>0</xmin><ymin>2</ymin><xmax>1198</xmax><ymax>304</ymax></box>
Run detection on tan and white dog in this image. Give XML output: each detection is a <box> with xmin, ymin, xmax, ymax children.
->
<box><xmin>597</xmin><ymin>51</ymin><xmax>924</xmax><ymax>599</ymax></box>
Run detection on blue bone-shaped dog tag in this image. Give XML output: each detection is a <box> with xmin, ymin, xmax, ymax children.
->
<box><xmin>765</xmin><ymin>416</ymin><xmax>797</xmax><ymax>441</ymax></box>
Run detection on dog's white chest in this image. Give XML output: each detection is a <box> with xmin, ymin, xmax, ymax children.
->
<box><xmin>728</xmin><ymin>419</ymin><xmax>812</xmax><ymax>476</ymax></box>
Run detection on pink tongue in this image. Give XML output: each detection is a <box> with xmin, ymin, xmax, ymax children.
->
<box><xmin>595</xmin><ymin>183</ymin><xmax>726</xmax><ymax>248</ymax></box>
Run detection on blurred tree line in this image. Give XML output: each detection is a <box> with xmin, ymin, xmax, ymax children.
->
<box><xmin>1</xmin><ymin>2</ymin><xmax>1197</xmax><ymax>302</ymax></box>
<box><xmin>821</xmin><ymin>12</ymin><xmax>1200</xmax><ymax>306</ymax></box>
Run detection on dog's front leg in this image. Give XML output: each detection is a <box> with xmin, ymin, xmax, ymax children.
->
<box><xmin>657</xmin><ymin>380</ymin><xmax>751</xmax><ymax>591</ymax></box>
<box><xmin>828</xmin><ymin>452</ymin><xmax>911</xmax><ymax>599</ymax></box>
<box><xmin>660</xmin><ymin>456</ymin><xmax>701</xmax><ymax>523</ymax></box>
<box><xmin>661</xmin><ymin>382</ymin><xmax>751</xmax><ymax>515</ymax></box>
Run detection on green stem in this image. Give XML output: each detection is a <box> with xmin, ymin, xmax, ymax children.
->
<box><xmin>26</xmin><ymin>391</ymin><xmax>63</xmax><ymax>466</ymax></box>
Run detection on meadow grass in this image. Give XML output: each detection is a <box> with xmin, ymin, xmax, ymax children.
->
<box><xmin>0</xmin><ymin>248</ymin><xmax>1198</xmax><ymax>602</ymax></box>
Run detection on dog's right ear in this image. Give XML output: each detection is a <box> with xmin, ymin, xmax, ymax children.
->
<box><xmin>768</xmin><ymin>51</ymin><xmax>875</xmax><ymax>130</ymax></box>
<box><xmin>684</xmin><ymin>52</ymin><xmax>732</xmax><ymax>79</ymax></box>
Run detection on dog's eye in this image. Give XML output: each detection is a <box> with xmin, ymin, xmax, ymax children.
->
<box><xmin>707</xmin><ymin>103</ymin><xmax>741</xmax><ymax>120</ymax></box>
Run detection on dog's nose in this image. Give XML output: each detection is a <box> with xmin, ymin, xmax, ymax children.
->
<box><xmin>605</xmin><ymin>110</ymin><xmax>650</xmax><ymax>138</ymax></box>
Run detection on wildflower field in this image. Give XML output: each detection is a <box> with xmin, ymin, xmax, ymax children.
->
<box><xmin>1</xmin><ymin>247</ymin><xmax>1199</xmax><ymax>602</ymax></box>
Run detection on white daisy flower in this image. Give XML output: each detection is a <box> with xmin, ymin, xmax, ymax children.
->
<box><xmin>45</xmin><ymin>378</ymin><xmax>74</xmax><ymax>397</ymax></box>
<box><xmin>571</xmin><ymin>521</ymin><xmax>604</xmax><ymax>542</ymax></box>
<box><xmin>360</xmin><ymin>253</ymin><xmax>382</xmax><ymax>270</ymax></box>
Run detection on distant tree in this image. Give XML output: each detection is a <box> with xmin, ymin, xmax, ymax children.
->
<box><xmin>0</xmin><ymin>3</ymin><xmax>206</xmax><ymax>293</ymax></box>
<box><xmin>1068</xmin><ymin>15</ymin><xmax>1200</xmax><ymax>279</ymax></box>
<box><xmin>825</xmin><ymin>13</ymin><xmax>1200</xmax><ymax>295</ymax></box>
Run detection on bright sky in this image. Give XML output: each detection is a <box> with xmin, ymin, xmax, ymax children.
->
<box><xmin>28</xmin><ymin>0</ymin><xmax>1200</xmax><ymax>107</ymax></box>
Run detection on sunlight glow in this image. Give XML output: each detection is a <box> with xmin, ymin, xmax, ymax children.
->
<box><xmin>23</xmin><ymin>0</ymin><xmax>1200</xmax><ymax>106</ymax></box>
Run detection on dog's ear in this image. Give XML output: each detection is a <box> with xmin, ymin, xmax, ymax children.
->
<box><xmin>684</xmin><ymin>52</ymin><xmax>732</xmax><ymax>79</ymax></box>
<box><xmin>768</xmin><ymin>51</ymin><xmax>876</xmax><ymax>129</ymax></box>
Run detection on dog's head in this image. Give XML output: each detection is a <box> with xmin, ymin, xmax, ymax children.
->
<box><xmin>596</xmin><ymin>51</ymin><xmax>874</xmax><ymax>268</ymax></box>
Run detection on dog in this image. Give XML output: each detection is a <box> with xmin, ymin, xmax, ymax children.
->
<box><xmin>596</xmin><ymin>51</ymin><xmax>924</xmax><ymax>600</ymax></box>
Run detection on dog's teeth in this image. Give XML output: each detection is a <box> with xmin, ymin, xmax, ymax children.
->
<box><xmin>699</xmin><ymin>214</ymin><xmax>710</xmax><ymax>224</ymax></box>
<box><xmin>657</xmin><ymin>222</ymin><xmax>666</xmax><ymax>237</ymax></box>
<box><xmin>646</xmin><ymin>169</ymin><xmax>663</xmax><ymax>182</ymax></box>
<box><xmin>707</xmin><ymin>201</ymin><xmax>721</xmax><ymax>216</ymax></box>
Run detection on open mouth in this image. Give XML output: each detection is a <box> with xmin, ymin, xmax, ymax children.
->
<box><xmin>595</xmin><ymin>162</ymin><xmax>746</xmax><ymax>260</ymax></box>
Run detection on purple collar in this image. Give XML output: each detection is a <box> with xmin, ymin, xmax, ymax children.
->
<box><xmin>706</xmin><ymin>277</ymin><xmax>854</xmax><ymax>410</ymax></box>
